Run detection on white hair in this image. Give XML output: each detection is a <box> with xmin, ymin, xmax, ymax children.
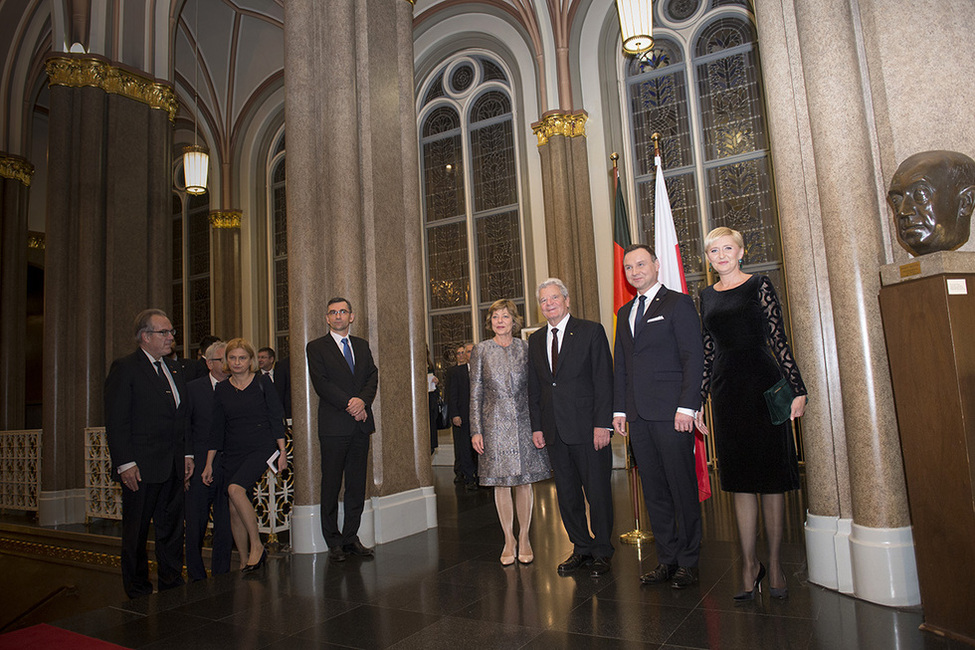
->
<box><xmin>536</xmin><ymin>277</ymin><xmax>569</xmax><ymax>302</ymax></box>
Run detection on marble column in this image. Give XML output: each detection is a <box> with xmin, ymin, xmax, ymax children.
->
<box><xmin>754</xmin><ymin>0</ymin><xmax>917</xmax><ymax>605</ymax></box>
<box><xmin>40</xmin><ymin>55</ymin><xmax>175</xmax><ymax>525</ymax></box>
<box><xmin>531</xmin><ymin>111</ymin><xmax>601</xmax><ymax>323</ymax></box>
<box><xmin>285</xmin><ymin>0</ymin><xmax>433</xmax><ymax>554</ymax></box>
<box><xmin>0</xmin><ymin>154</ymin><xmax>34</xmax><ymax>430</ymax></box>
<box><xmin>209</xmin><ymin>210</ymin><xmax>242</xmax><ymax>339</ymax></box>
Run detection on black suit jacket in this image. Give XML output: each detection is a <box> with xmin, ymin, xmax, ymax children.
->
<box><xmin>306</xmin><ymin>333</ymin><xmax>379</xmax><ymax>437</ymax></box>
<box><xmin>105</xmin><ymin>349</ymin><xmax>189</xmax><ymax>483</ymax></box>
<box><xmin>445</xmin><ymin>363</ymin><xmax>470</xmax><ymax>434</ymax></box>
<box><xmin>270</xmin><ymin>358</ymin><xmax>292</xmax><ymax>420</ymax></box>
<box><xmin>184</xmin><ymin>375</ymin><xmax>216</xmax><ymax>462</ymax></box>
<box><xmin>528</xmin><ymin>316</ymin><xmax>614</xmax><ymax>445</ymax></box>
<box><xmin>613</xmin><ymin>285</ymin><xmax>705</xmax><ymax>421</ymax></box>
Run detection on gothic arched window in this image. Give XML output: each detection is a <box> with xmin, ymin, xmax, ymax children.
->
<box><xmin>418</xmin><ymin>54</ymin><xmax>526</xmax><ymax>373</ymax></box>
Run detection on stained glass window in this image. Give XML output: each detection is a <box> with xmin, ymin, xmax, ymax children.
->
<box><xmin>419</xmin><ymin>55</ymin><xmax>524</xmax><ymax>374</ymax></box>
<box><xmin>268</xmin><ymin>129</ymin><xmax>289</xmax><ymax>358</ymax></box>
<box><xmin>625</xmin><ymin>10</ymin><xmax>786</xmax><ymax>309</ymax></box>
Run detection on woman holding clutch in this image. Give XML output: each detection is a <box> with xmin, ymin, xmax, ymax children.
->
<box><xmin>696</xmin><ymin>227</ymin><xmax>807</xmax><ymax>602</ymax></box>
<box><xmin>203</xmin><ymin>338</ymin><xmax>288</xmax><ymax>572</ymax></box>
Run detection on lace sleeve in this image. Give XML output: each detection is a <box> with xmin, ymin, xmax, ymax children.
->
<box><xmin>759</xmin><ymin>276</ymin><xmax>807</xmax><ymax>396</ymax></box>
<box><xmin>468</xmin><ymin>344</ymin><xmax>483</xmax><ymax>438</ymax></box>
<box><xmin>701</xmin><ymin>290</ymin><xmax>714</xmax><ymax>402</ymax></box>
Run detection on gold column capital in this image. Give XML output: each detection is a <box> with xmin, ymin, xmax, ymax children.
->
<box><xmin>0</xmin><ymin>153</ymin><xmax>35</xmax><ymax>187</ymax></box>
<box><xmin>45</xmin><ymin>55</ymin><xmax>178</xmax><ymax>123</ymax></box>
<box><xmin>209</xmin><ymin>210</ymin><xmax>242</xmax><ymax>229</ymax></box>
<box><xmin>531</xmin><ymin>110</ymin><xmax>589</xmax><ymax>147</ymax></box>
<box><xmin>27</xmin><ymin>231</ymin><xmax>45</xmax><ymax>250</ymax></box>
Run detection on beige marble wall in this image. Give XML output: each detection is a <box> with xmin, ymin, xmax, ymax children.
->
<box><xmin>754</xmin><ymin>0</ymin><xmax>910</xmax><ymax>528</ymax></box>
<box><xmin>284</xmin><ymin>0</ymin><xmax>430</xmax><ymax>509</ymax></box>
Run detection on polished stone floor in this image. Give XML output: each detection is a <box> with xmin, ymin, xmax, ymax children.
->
<box><xmin>1</xmin><ymin>467</ymin><xmax>965</xmax><ymax>649</ymax></box>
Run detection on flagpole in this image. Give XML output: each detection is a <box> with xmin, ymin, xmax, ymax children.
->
<box><xmin>612</xmin><ymin>151</ymin><xmax>653</xmax><ymax>546</ymax></box>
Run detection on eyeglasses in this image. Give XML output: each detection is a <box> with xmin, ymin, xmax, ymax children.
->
<box><xmin>148</xmin><ymin>329</ymin><xmax>177</xmax><ymax>337</ymax></box>
<box><xmin>209</xmin><ymin>357</ymin><xmax>224</xmax><ymax>363</ymax></box>
<box><xmin>327</xmin><ymin>309</ymin><xmax>350</xmax><ymax>316</ymax></box>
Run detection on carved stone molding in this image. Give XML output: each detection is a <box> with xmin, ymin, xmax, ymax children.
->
<box><xmin>0</xmin><ymin>153</ymin><xmax>35</xmax><ymax>187</ymax></box>
<box><xmin>209</xmin><ymin>210</ymin><xmax>243</xmax><ymax>229</ymax></box>
<box><xmin>531</xmin><ymin>110</ymin><xmax>589</xmax><ymax>146</ymax></box>
<box><xmin>45</xmin><ymin>55</ymin><xmax>178</xmax><ymax>123</ymax></box>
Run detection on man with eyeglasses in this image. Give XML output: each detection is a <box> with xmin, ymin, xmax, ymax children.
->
<box><xmin>105</xmin><ymin>309</ymin><xmax>193</xmax><ymax>598</ymax></box>
<box><xmin>183</xmin><ymin>340</ymin><xmax>233</xmax><ymax>581</ymax></box>
<box><xmin>306</xmin><ymin>297</ymin><xmax>379</xmax><ymax>563</ymax></box>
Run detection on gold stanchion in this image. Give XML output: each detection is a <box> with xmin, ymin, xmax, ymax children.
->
<box><xmin>619</xmin><ymin>432</ymin><xmax>653</xmax><ymax>544</ymax></box>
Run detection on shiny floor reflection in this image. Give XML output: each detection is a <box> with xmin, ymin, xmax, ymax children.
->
<box><xmin>7</xmin><ymin>467</ymin><xmax>967</xmax><ymax>649</ymax></box>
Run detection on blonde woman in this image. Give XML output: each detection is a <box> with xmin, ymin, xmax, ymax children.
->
<box><xmin>470</xmin><ymin>299</ymin><xmax>552</xmax><ymax>565</ymax></box>
<box><xmin>203</xmin><ymin>338</ymin><xmax>287</xmax><ymax>572</ymax></box>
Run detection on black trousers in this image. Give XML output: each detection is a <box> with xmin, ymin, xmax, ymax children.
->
<box><xmin>547</xmin><ymin>434</ymin><xmax>615</xmax><ymax>559</ymax></box>
<box><xmin>120</xmin><ymin>462</ymin><xmax>185</xmax><ymax>598</ymax></box>
<box><xmin>319</xmin><ymin>433</ymin><xmax>370</xmax><ymax>549</ymax></box>
<box><xmin>451</xmin><ymin>425</ymin><xmax>476</xmax><ymax>482</ymax></box>
<box><xmin>185</xmin><ymin>457</ymin><xmax>232</xmax><ymax>580</ymax></box>
<box><xmin>628</xmin><ymin>417</ymin><xmax>702</xmax><ymax>567</ymax></box>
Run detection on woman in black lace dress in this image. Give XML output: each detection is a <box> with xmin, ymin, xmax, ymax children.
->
<box><xmin>696</xmin><ymin>227</ymin><xmax>807</xmax><ymax>602</ymax></box>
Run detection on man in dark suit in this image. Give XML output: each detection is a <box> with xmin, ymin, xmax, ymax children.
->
<box><xmin>446</xmin><ymin>343</ymin><xmax>476</xmax><ymax>490</ymax></box>
<box><xmin>306</xmin><ymin>297</ymin><xmax>379</xmax><ymax>563</ymax></box>
<box><xmin>612</xmin><ymin>244</ymin><xmax>705</xmax><ymax>589</ymax></box>
<box><xmin>183</xmin><ymin>340</ymin><xmax>232</xmax><ymax>581</ymax></box>
<box><xmin>527</xmin><ymin>278</ymin><xmax>615</xmax><ymax>577</ymax></box>
<box><xmin>105</xmin><ymin>309</ymin><xmax>192</xmax><ymax>598</ymax></box>
<box><xmin>258</xmin><ymin>346</ymin><xmax>292</xmax><ymax>419</ymax></box>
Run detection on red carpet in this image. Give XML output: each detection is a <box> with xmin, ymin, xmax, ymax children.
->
<box><xmin>0</xmin><ymin>624</ymin><xmax>129</xmax><ymax>649</ymax></box>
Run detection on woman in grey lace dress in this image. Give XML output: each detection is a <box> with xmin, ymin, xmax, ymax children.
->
<box><xmin>470</xmin><ymin>299</ymin><xmax>552</xmax><ymax>565</ymax></box>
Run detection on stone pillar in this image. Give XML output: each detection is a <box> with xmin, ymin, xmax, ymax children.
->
<box><xmin>0</xmin><ymin>154</ymin><xmax>34</xmax><ymax>430</ymax></box>
<box><xmin>40</xmin><ymin>55</ymin><xmax>175</xmax><ymax>525</ymax></box>
<box><xmin>285</xmin><ymin>0</ymin><xmax>433</xmax><ymax>553</ymax></box>
<box><xmin>531</xmin><ymin>111</ymin><xmax>601</xmax><ymax>322</ymax></box>
<box><xmin>209</xmin><ymin>210</ymin><xmax>242</xmax><ymax>339</ymax></box>
<box><xmin>753</xmin><ymin>0</ymin><xmax>917</xmax><ymax>606</ymax></box>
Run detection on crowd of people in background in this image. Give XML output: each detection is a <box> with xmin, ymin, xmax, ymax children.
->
<box><xmin>104</xmin><ymin>226</ymin><xmax>807</xmax><ymax>605</ymax></box>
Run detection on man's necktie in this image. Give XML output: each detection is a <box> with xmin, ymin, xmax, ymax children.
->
<box><xmin>633</xmin><ymin>294</ymin><xmax>647</xmax><ymax>337</ymax></box>
<box><xmin>154</xmin><ymin>361</ymin><xmax>175</xmax><ymax>404</ymax></box>
<box><xmin>342</xmin><ymin>338</ymin><xmax>355</xmax><ymax>373</ymax></box>
<box><xmin>551</xmin><ymin>327</ymin><xmax>559</xmax><ymax>374</ymax></box>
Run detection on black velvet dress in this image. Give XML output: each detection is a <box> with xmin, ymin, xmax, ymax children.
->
<box><xmin>700</xmin><ymin>275</ymin><xmax>807</xmax><ymax>493</ymax></box>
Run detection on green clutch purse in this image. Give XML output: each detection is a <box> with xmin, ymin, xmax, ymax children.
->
<box><xmin>763</xmin><ymin>378</ymin><xmax>794</xmax><ymax>426</ymax></box>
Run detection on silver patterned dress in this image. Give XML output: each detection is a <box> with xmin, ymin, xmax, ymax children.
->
<box><xmin>470</xmin><ymin>338</ymin><xmax>552</xmax><ymax>486</ymax></box>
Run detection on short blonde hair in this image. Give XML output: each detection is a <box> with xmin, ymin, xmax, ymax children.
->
<box><xmin>704</xmin><ymin>227</ymin><xmax>745</xmax><ymax>252</ymax></box>
<box><xmin>223</xmin><ymin>338</ymin><xmax>259</xmax><ymax>374</ymax></box>
<box><xmin>484</xmin><ymin>299</ymin><xmax>524</xmax><ymax>336</ymax></box>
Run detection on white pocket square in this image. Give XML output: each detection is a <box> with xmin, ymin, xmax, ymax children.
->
<box><xmin>645</xmin><ymin>315</ymin><xmax>664</xmax><ymax>323</ymax></box>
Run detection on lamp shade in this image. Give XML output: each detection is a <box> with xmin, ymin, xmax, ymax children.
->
<box><xmin>617</xmin><ymin>0</ymin><xmax>654</xmax><ymax>54</ymax></box>
<box><xmin>183</xmin><ymin>144</ymin><xmax>209</xmax><ymax>195</ymax></box>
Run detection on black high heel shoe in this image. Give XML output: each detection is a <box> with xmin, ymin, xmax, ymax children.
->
<box><xmin>241</xmin><ymin>548</ymin><xmax>267</xmax><ymax>573</ymax></box>
<box><xmin>733</xmin><ymin>562</ymin><xmax>766</xmax><ymax>602</ymax></box>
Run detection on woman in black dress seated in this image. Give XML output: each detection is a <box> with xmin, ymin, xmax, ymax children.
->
<box><xmin>203</xmin><ymin>338</ymin><xmax>287</xmax><ymax>572</ymax></box>
<box><xmin>696</xmin><ymin>227</ymin><xmax>807</xmax><ymax>602</ymax></box>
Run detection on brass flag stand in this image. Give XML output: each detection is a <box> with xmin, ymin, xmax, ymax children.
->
<box><xmin>619</xmin><ymin>430</ymin><xmax>652</xmax><ymax>545</ymax></box>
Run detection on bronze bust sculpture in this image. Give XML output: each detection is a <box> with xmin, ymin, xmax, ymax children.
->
<box><xmin>887</xmin><ymin>151</ymin><xmax>975</xmax><ymax>256</ymax></box>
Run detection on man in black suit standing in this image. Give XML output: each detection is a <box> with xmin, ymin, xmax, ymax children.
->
<box><xmin>527</xmin><ymin>278</ymin><xmax>615</xmax><ymax>577</ymax></box>
<box><xmin>258</xmin><ymin>346</ymin><xmax>292</xmax><ymax>420</ymax></box>
<box><xmin>105</xmin><ymin>309</ymin><xmax>192</xmax><ymax>598</ymax></box>
<box><xmin>306</xmin><ymin>297</ymin><xmax>379</xmax><ymax>563</ymax></box>
<box><xmin>183</xmin><ymin>340</ymin><xmax>232</xmax><ymax>581</ymax></box>
<box><xmin>446</xmin><ymin>343</ymin><xmax>476</xmax><ymax>490</ymax></box>
<box><xmin>612</xmin><ymin>244</ymin><xmax>705</xmax><ymax>589</ymax></box>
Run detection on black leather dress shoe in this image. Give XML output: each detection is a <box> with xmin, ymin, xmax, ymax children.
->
<box><xmin>589</xmin><ymin>557</ymin><xmax>611</xmax><ymax>577</ymax></box>
<box><xmin>329</xmin><ymin>547</ymin><xmax>349</xmax><ymax>563</ymax></box>
<box><xmin>343</xmin><ymin>539</ymin><xmax>375</xmax><ymax>558</ymax></box>
<box><xmin>640</xmin><ymin>563</ymin><xmax>677</xmax><ymax>585</ymax></box>
<box><xmin>557</xmin><ymin>553</ymin><xmax>593</xmax><ymax>575</ymax></box>
<box><xmin>671</xmin><ymin>566</ymin><xmax>699</xmax><ymax>589</ymax></box>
